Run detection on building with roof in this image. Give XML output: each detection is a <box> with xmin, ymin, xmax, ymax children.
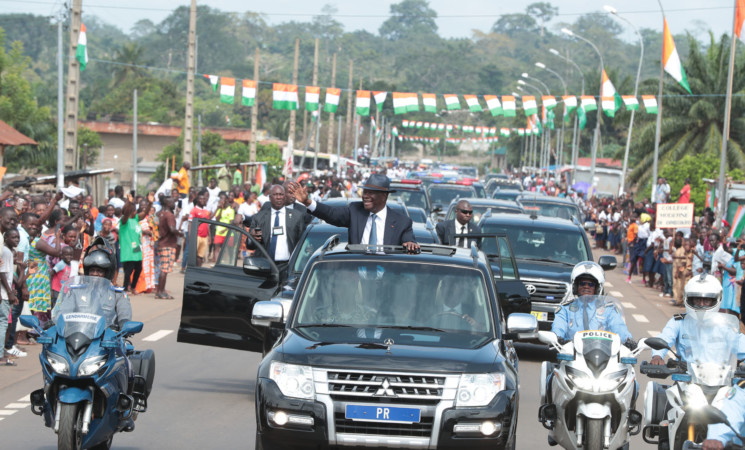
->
<box><xmin>0</xmin><ymin>119</ymin><xmax>37</xmax><ymax>168</ymax></box>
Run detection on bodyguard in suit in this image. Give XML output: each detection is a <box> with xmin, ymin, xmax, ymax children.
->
<box><xmin>248</xmin><ymin>184</ymin><xmax>307</xmax><ymax>278</ymax></box>
<box><xmin>436</xmin><ymin>199</ymin><xmax>482</xmax><ymax>249</ymax></box>
<box><xmin>288</xmin><ymin>174</ymin><xmax>420</xmax><ymax>253</ymax></box>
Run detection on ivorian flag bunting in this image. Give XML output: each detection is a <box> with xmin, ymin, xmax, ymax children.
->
<box><xmin>577</xmin><ymin>106</ymin><xmax>587</xmax><ymax>130</ymax></box>
<box><xmin>547</xmin><ymin>109</ymin><xmax>556</xmax><ymax>130</ymax></box>
<box><xmin>324</xmin><ymin>88</ymin><xmax>340</xmax><ymax>113</ymax></box>
<box><xmin>416</xmin><ymin>121</ymin><xmax>423</xmax><ymax>129</ymax></box>
<box><xmin>355</xmin><ymin>90</ymin><xmax>371</xmax><ymax>116</ymax></box>
<box><xmin>562</xmin><ymin>95</ymin><xmax>577</xmax><ymax>113</ymax></box>
<box><xmin>446</xmin><ymin>124</ymin><xmax>453</xmax><ymax>132</ymax></box>
<box><xmin>424</xmin><ymin>122</ymin><xmax>430</xmax><ymax>130</ymax></box>
<box><xmin>392</xmin><ymin>126</ymin><xmax>399</xmax><ymax>137</ymax></box>
<box><xmin>220</xmin><ymin>77</ymin><xmax>235</xmax><ymax>104</ymax></box>
<box><xmin>242</xmin><ymin>80</ymin><xmax>257</xmax><ymax>106</ymax></box>
<box><xmin>373</xmin><ymin>91</ymin><xmax>387</xmax><ymax>107</ymax></box>
<box><xmin>76</xmin><ymin>23</ymin><xmax>88</xmax><ymax>71</ymax></box>
<box><xmin>601</xmin><ymin>69</ymin><xmax>623</xmax><ymax>118</ymax></box>
<box><xmin>542</xmin><ymin>96</ymin><xmax>557</xmax><ymax>110</ymax></box>
<box><xmin>393</xmin><ymin>92</ymin><xmax>419</xmax><ymax>114</ymax></box>
<box><xmin>581</xmin><ymin>96</ymin><xmax>597</xmax><ymax>112</ymax></box>
<box><xmin>204</xmin><ymin>74</ymin><xmax>219</xmax><ymax>92</ymax></box>
<box><xmin>502</xmin><ymin>96</ymin><xmax>516</xmax><ymax>117</ymax></box>
<box><xmin>729</xmin><ymin>205</ymin><xmax>745</xmax><ymax>238</ymax></box>
<box><xmin>273</xmin><ymin>83</ymin><xmax>299</xmax><ymax>110</ymax></box>
<box><xmin>518</xmin><ymin>128</ymin><xmax>525</xmax><ymax>137</ymax></box>
<box><xmin>642</xmin><ymin>95</ymin><xmax>658</xmax><ymax>114</ymax></box>
<box><xmin>305</xmin><ymin>86</ymin><xmax>320</xmax><ymax>111</ymax></box>
<box><xmin>622</xmin><ymin>95</ymin><xmax>639</xmax><ymax>111</ymax></box>
<box><xmin>422</xmin><ymin>93</ymin><xmax>437</xmax><ymax>113</ymax></box>
<box><xmin>464</xmin><ymin>95</ymin><xmax>482</xmax><ymax>112</ymax></box>
<box><xmin>522</xmin><ymin>96</ymin><xmax>538</xmax><ymax>116</ymax></box>
<box><xmin>402</xmin><ymin>119</ymin><xmax>410</xmax><ymax>128</ymax></box>
<box><xmin>484</xmin><ymin>95</ymin><xmax>503</xmax><ymax>116</ymax></box>
<box><xmin>500</xmin><ymin>128</ymin><xmax>510</xmax><ymax>137</ymax></box>
<box><xmin>737</xmin><ymin>0</ymin><xmax>745</xmax><ymax>39</ymax></box>
<box><xmin>444</xmin><ymin>94</ymin><xmax>461</xmax><ymax>110</ymax></box>
<box><xmin>663</xmin><ymin>18</ymin><xmax>692</xmax><ymax>94</ymax></box>
<box><xmin>438</xmin><ymin>124</ymin><xmax>445</xmax><ymax>131</ymax></box>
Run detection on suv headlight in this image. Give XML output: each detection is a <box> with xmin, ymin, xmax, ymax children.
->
<box><xmin>46</xmin><ymin>352</ymin><xmax>69</xmax><ymax>375</ymax></box>
<box><xmin>456</xmin><ymin>373</ymin><xmax>505</xmax><ymax>407</ymax></box>
<box><xmin>269</xmin><ymin>362</ymin><xmax>315</xmax><ymax>400</ymax></box>
<box><xmin>78</xmin><ymin>355</ymin><xmax>108</xmax><ymax>376</ymax></box>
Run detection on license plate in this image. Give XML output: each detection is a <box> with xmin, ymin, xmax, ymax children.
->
<box><xmin>531</xmin><ymin>311</ymin><xmax>547</xmax><ymax>321</ymax></box>
<box><xmin>345</xmin><ymin>405</ymin><xmax>421</xmax><ymax>423</ymax></box>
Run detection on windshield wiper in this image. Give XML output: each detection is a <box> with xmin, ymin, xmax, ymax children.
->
<box><xmin>377</xmin><ymin>325</ymin><xmax>446</xmax><ymax>332</ymax></box>
<box><xmin>519</xmin><ymin>257</ymin><xmax>575</xmax><ymax>265</ymax></box>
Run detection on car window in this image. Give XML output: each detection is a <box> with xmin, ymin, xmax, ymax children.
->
<box><xmin>294</xmin><ymin>261</ymin><xmax>493</xmax><ymax>348</ymax></box>
<box><xmin>389</xmin><ymin>189</ymin><xmax>428</xmax><ymax>211</ymax></box>
<box><xmin>521</xmin><ymin>202</ymin><xmax>579</xmax><ymax>221</ymax></box>
<box><xmin>472</xmin><ymin>185</ymin><xmax>486</xmax><ymax>198</ymax></box>
<box><xmin>497</xmin><ymin>236</ymin><xmax>518</xmax><ymax>280</ymax></box>
<box><xmin>492</xmin><ymin>191</ymin><xmax>521</xmax><ymax>201</ymax></box>
<box><xmin>428</xmin><ymin>186</ymin><xmax>475</xmax><ymax>206</ymax></box>
<box><xmin>447</xmin><ymin>205</ymin><xmax>521</xmax><ymax>222</ymax></box>
<box><xmin>215</xmin><ymin>228</ymin><xmax>245</xmax><ymax>267</ymax></box>
<box><xmin>292</xmin><ymin>229</ymin><xmax>342</xmax><ymax>274</ymax></box>
<box><xmin>482</xmin><ymin>224</ymin><xmax>588</xmax><ymax>265</ymax></box>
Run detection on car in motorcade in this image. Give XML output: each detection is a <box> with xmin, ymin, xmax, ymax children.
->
<box><xmin>479</xmin><ymin>213</ymin><xmax>616</xmax><ymax>330</ymax></box>
<box><xmin>250</xmin><ymin>240</ymin><xmax>537</xmax><ymax>450</ymax></box>
<box><xmin>516</xmin><ymin>193</ymin><xmax>583</xmax><ymax>223</ymax></box>
<box><xmin>457</xmin><ymin>166</ymin><xmax>478</xmax><ymax>179</ymax></box>
<box><xmin>388</xmin><ymin>179</ymin><xmax>433</xmax><ymax>218</ymax></box>
<box><xmin>485</xmin><ymin>179</ymin><xmax>523</xmax><ymax>197</ymax></box>
<box><xmin>484</xmin><ymin>173</ymin><xmax>509</xmax><ymax>182</ymax></box>
<box><xmin>444</xmin><ymin>198</ymin><xmax>524</xmax><ymax>224</ymax></box>
<box><xmin>428</xmin><ymin>182</ymin><xmax>478</xmax><ymax>222</ymax></box>
<box><xmin>491</xmin><ymin>188</ymin><xmax>523</xmax><ymax>202</ymax></box>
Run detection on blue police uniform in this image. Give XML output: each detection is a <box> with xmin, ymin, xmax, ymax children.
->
<box><xmin>707</xmin><ymin>381</ymin><xmax>745</xmax><ymax>445</ymax></box>
<box><xmin>552</xmin><ymin>297</ymin><xmax>631</xmax><ymax>342</ymax></box>
<box><xmin>651</xmin><ymin>314</ymin><xmax>745</xmax><ymax>361</ymax></box>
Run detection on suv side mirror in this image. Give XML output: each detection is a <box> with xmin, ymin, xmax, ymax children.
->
<box><xmin>583</xmin><ymin>221</ymin><xmax>596</xmax><ymax>231</ymax></box>
<box><xmin>252</xmin><ymin>301</ymin><xmax>284</xmax><ymax>327</ymax></box>
<box><xmin>505</xmin><ymin>313</ymin><xmax>538</xmax><ymax>340</ymax></box>
<box><xmin>243</xmin><ymin>256</ymin><xmax>274</xmax><ymax>277</ymax></box>
<box><xmin>598</xmin><ymin>255</ymin><xmax>617</xmax><ymax>271</ymax></box>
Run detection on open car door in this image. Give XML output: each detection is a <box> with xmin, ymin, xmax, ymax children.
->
<box><xmin>177</xmin><ymin>218</ymin><xmax>281</xmax><ymax>352</ymax></box>
<box><xmin>480</xmin><ymin>233</ymin><xmax>531</xmax><ymax>317</ymax></box>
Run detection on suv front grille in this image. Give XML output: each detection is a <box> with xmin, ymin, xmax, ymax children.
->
<box><xmin>327</xmin><ymin>371</ymin><xmax>445</xmax><ymax>405</ymax></box>
<box><xmin>523</xmin><ymin>279</ymin><xmax>568</xmax><ymax>304</ymax></box>
<box><xmin>334</xmin><ymin>412</ymin><xmax>434</xmax><ymax>437</ymax></box>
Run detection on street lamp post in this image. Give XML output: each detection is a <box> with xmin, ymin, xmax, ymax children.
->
<box><xmin>518</xmin><ymin>81</ymin><xmax>545</xmax><ymax>172</ymax></box>
<box><xmin>605</xmin><ymin>5</ymin><xmax>644</xmax><ymax>196</ymax></box>
<box><xmin>562</xmin><ymin>27</ymin><xmax>604</xmax><ymax>198</ymax></box>
<box><xmin>549</xmin><ymin>48</ymin><xmax>585</xmax><ymax>187</ymax></box>
<box><xmin>521</xmin><ymin>74</ymin><xmax>552</xmax><ymax>175</ymax></box>
<box><xmin>536</xmin><ymin>61</ymin><xmax>568</xmax><ymax>181</ymax></box>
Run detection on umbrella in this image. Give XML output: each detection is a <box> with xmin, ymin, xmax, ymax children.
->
<box><xmin>572</xmin><ymin>181</ymin><xmax>590</xmax><ymax>193</ymax></box>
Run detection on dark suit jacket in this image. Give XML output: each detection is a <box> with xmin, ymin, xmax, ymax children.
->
<box><xmin>435</xmin><ymin>219</ymin><xmax>482</xmax><ymax>249</ymax></box>
<box><xmin>249</xmin><ymin>206</ymin><xmax>307</xmax><ymax>260</ymax></box>
<box><xmin>259</xmin><ymin>201</ymin><xmax>314</xmax><ymax>225</ymax></box>
<box><xmin>311</xmin><ymin>201</ymin><xmax>415</xmax><ymax>245</ymax></box>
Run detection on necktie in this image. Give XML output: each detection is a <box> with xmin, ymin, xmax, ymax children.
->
<box><xmin>583</xmin><ymin>304</ymin><xmax>590</xmax><ymax>330</ymax></box>
<box><xmin>369</xmin><ymin>214</ymin><xmax>378</xmax><ymax>246</ymax></box>
<box><xmin>458</xmin><ymin>225</ymin><xmax>466</xmax><ymax>248</ymax></box>
<box><xmin>269</xmin><ymin>211</ymin><xmax>279</xmax><ymax>259</ymax></box>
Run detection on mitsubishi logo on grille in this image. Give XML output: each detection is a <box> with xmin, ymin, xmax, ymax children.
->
<box><xmin>375</xmin><ymin>378</ymin><xmax>397</xmax><ymax>397</ymax></box>
<box><xmin>525</xmin><ymin>284</ymin><xmax>537</xmax><ymax>295</ymax></box>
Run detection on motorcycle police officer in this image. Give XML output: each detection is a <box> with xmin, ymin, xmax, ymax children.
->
<box><xmin>650</xmin><ymin>274</ymin><xmax>745</xmax><ymax>365</ymax></box>
<box><xmin>702</xmin><ymin>380</ymin><xmax>745</xmax><ymax>449</ymax></box>
<box><xmin>552</xmin><ymin>261</ymin><xmax>635</xmax><ymax>347</ymax></box>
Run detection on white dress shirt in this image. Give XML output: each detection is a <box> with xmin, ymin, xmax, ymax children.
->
<box><xmin>269</xmin><ymin>207</ymin><xmax>291</xmax><ymax>262</ymax></box>
<box><xmin>362</xmin><ymin>208</ymin><xmax>387</xmax><ymax>245</ymax></box>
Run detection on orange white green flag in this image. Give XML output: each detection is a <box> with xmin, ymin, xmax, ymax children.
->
<box><xmin>622</xmin><ymin>95</ymin><xmax>639</xmax><ymax>110</ymax></box>
<box><xmin>242</xmin><ymin>80</ymin><xmax>257</xmax><ymax>106</ymax></box>
<box><xmin>422</xmin><ymin>93</ymin><xmax>437</xmax><ymax>113</ymax></box>
<box><xmin>444</xmin><ymin>94</ymin><xmax>461</xmax><ymax>110</ymax></box>
<box><xmin>601</xmin><ymin>69</ymin><xmax>623</xmax><ymax>118</ymax></box>
<box><xmin>663</xmin><ymin>18</ymin><xmax>692</xmax><ymax>94</ymax></box>
<box><xmin>393</xmin><ymin>92</ymin><xmax>419</xmax><ymax>114</ymax></box>
<box><xmin>76</xmin><ymin>24</ymin><xmax>88</xmax><ymax>71</ymax></box>
<box><xmin>305</xmin><ymin>86</ymin><xmax>320</xmax><ymax>111</ymax></box>
<box><xmin>219</xmin><ymin>77</ymin><xmax>235</xmax><ymax>104</ymax></box>
<box><xmin>484</xmin><ymin>95</ymin><xmax>503</xmax><ymax>116</ymax></box>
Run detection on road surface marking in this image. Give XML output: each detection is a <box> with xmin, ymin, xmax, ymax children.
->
<box><xmin>632</xmin><ymin>314</ymin><xmax>649</xmax><ymax>323</ymax></box>
<box><xmin>16</xmin><ymin>396</ymin><xmax>28</xmax><ymax>403</ymax></box>
<box><xmin>621</xmin><ymin>302</ymin><xmax>636</xmax><ymax>309</ymax></box>
<box><xmin>605</xmin><ymin>282</ymin><xmax>613</xmax><ymax>288</ymax></box>
<box><xmin>5</xmin><ymin>403</ymin><xmax>28</xmax><ymax>409</ymax></box>
<box><xmin>142</xmin><ymin>329</ymin><xmax>174</xmax><ymax>342</ymax></box>
<box><xmin>609</xmin><ymin>290</ymin><xmax>624</xmax><ymax>298</ymax></box>
<box><xmin>647</xmin><ymin>330</ymin><xmax>661</xmax><ymax>336</ymax></box>
<box><xmin>0</xmin><ymin>410</ymin><xmax>18</xmax><ymax>416</ymax></box>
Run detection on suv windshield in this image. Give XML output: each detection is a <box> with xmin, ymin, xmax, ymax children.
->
<box><xmin>388</xmin><ymin>189</ymin><xmax>429</xmax><ymax>212</ymax></box>
<box><xmin>294</xmin><ymin>260</ymin><xmax>494</xmax><ymax>348</ymax></box>
<box><xmin>481</xmin><ymin>223</ymin><xmax>587</xmax><ymax>265</ymax></box>
<box><xmin>428</xmin><ymin>185</ymin><xmax>475</xmax><ymax>206</ymax></box>
<box><xmin>520</xmin><ymin>201</ymin><xmax>580</xmax><ymax>221</ymax></box>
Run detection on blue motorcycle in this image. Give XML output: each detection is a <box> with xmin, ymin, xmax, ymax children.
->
<box><xmin>20</xmin><ymin>276</ymin><xmax>155</xmax><ymax>450</ymax></box>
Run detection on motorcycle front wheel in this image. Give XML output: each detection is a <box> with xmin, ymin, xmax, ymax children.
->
<box><xmin>586</xmin><ymin>418</ymin><xmax>603</xmax><ymax>450</ymax></box>
<box><xmin>58</xmin><ymin>403</ymin><xmax>83</xmax><ymax>450</ymax></box>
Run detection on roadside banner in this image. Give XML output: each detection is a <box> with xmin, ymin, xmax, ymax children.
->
<box><xmin>656</xmin><ymin>203</ymin><xmax>694</xmax><ymax>229</ymax></box>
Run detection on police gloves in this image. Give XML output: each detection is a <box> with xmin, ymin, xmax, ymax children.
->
<box><xmin>623</xmin><ymin>339</ymin><xmax>637</xmax><ymax>350</ymax></box>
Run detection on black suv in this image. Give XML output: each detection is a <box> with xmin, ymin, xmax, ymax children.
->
<box><xmin>251</xmin><ymin>241</ymin><xmax>537</xmax><ymax>449</ymax></box>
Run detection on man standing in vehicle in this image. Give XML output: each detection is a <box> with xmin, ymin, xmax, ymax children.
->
<box><xmin>436</xmin><ymin>199</ymin><xmax>481</xmax><ymax>249</ymax></box>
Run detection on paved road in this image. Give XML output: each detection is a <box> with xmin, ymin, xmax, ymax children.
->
<box><xmin>0</xmin><ymin>251</ymin><xmax>685</xmax><ymax>448</ymax></box>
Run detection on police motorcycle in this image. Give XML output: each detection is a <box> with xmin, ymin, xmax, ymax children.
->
<box><xmin>537</xmin><ymin>295</ymin><xmax>650</xmax><ymax>450</ymax></box>
<box><xmin>20</xmin><ymin>275</ymin><xmax>155</xmax><ymax>450</ymax></box>
<box><xmin>640</xmin><ymin>311</ymin><xmax>745</xmax><ymax>450</ymax></box>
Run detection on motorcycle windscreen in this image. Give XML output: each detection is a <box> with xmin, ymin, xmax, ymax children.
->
<box><xmin>52</xmin><ymin>275</ymin><xmax>119</xmax><ymax>338</ymax></box>
<box><xmin>681</xmin><ymin>312</ymin><xmax>739</xmax><ymax>386</ymax></box>
<box><xmin>581</xmin><ymin>335</ymin><xmax>614</xmax><ymax>377</ymax></box>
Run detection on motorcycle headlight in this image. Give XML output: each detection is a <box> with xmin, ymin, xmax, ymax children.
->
<box><xmin>456</xmin><ymin>373</ymin><xmax>505</xmax><ymax>407</ymax></box>
<box><xmin>597</xmin><ymin>369</ymin><xmax>628</xmax><ymax>391</ymax></box>
<box><xmin>269</xmin><ymin>362</ymin><xmax>315</xmax><ymax>400</ymax></box>
<box><xmin>78</xmin><ymin>355</ymin><xmax>108</xmax><ymax>376</ymax></box>
<box><xmin>566</xmin><ymin>367</ymin><xmax>627</xmax><ymax>391</ymax></box>
<box><xmin>685</xmin><ymin>383</ymin><xmax>709</xmax><ymax>410</ymax></box>
<box><xmin>46</xmin><ymin>352</ymin><xmax>69</xmax><ymax>375</ymax></box>
<box><xmin>565</xmin><ymin>366</ymin><xmax>593</xmax><ymax>391</ymax></box>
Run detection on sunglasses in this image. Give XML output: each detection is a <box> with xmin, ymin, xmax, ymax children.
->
<box><xmin>459</xmin><ymin>209</ymin><xmax>474</xmax><ymax>215</ymax></box>
<box><xmin>578</xmin><ymin>281</ymin><xmax>597</xmax><ymax>288</ymax></box>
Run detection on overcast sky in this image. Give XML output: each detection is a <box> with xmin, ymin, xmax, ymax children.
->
<box><xmin>0</xmin><ymin>0</ymin><xmax>734</xmax><ymax>41</ymax></box>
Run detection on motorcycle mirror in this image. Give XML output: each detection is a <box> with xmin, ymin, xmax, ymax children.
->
<box><xmin>537</xmin><ymin>330</ymin><xmax>558</xmax><ymax>346</ymax></box>
<box><xmin>118</xmin><ymin>321</ymin><xmax>144</xmax><ymax>337</ymax></box>
<box><xmin>19</xmin><ymin>314</ymin><xmax>42</xmax><ymax>333</ymax></box>
<box><xmin>643</xmin><ymin>337</ymin><xmax>670</xmax><ymax>351</ymax></box>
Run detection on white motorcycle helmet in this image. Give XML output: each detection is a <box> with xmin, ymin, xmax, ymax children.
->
<box><xmin>684</xmin><ymin>274</ymin><xmax>722</xmax><ymax>321</ymax></box>
<box><xmin>571</xmin><ymin>261</ymin><xmax>605</xmax><ymax>296</ymax></box>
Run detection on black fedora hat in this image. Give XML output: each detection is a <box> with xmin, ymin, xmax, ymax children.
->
<box><xmin>362</xmin><ymin>174</ymin><xmax>395</xmax><ymax>193</ymax></box>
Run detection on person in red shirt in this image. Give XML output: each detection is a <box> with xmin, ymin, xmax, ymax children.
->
<box><xmin>678</xmin><ymin>178</ymin><xmax>691</xmax><ymax>203</ymax></box>
<box><xmin>189</xmin><ymin>190</ymin><xmax>211</xmax><ymax>266</ymax></box>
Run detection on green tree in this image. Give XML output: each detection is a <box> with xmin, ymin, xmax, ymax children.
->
<box><xmin>379</xmin><ymin>0</ymin><xmax>438</xmax><ymax>41</ymax></box>
<box><xmin>77</xmin><ymin>126</ymin><xmax>103</xmax><ymax>168</ymax></box>
<box><xmin>111</xmin><ymin>42</ymin><xmax>150</xmax><ymax>86</ymax></box>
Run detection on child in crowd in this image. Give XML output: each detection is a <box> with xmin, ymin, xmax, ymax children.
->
<box><xmin>51</xmin><ymin>246</ymin><xmax>73</xmax><ymax>309</ymax></box>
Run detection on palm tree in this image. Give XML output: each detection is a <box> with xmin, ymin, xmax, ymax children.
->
<box><xmin>111</xmin><ymin>43</ymin><xmax>150</xmax><ymax>86</ymax></box>
<box><xmin>627</xmin><ymin>33</ymin><xmax>745</xmax><ymax>190</ymax></box>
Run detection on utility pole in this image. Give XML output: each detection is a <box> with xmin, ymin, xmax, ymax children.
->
<box><xmin>197</xmin><ymin>115</ymin><xmax>203</xmax><ymax>187</ymax></box>
<box><xmin>336</xmin><ymin>116</ymin><xmax>343</xmax><ymax>174</ymax></box>
<box><xmin>326</xmin><ymin>53</ymin><xmax>337</xmax><ymax>154</ymax></box>
<box><xmin>288</xmin><ymin>38</ymin><xmax>300</xmax><ymax>153</ymax></box>
<box><xmin>344</xmin><ymin>60</ymin><xmax>354</xmax><ymax>153</ymax></box>
<box><xmin>183</xmin><ymin>0</ymin><xmax>197</xmax><ymax>163</ymax></box>
<box><xmin>132</xmin><ymin>89</ymin><xmax>138</xmax><ymax>191</ymax></box>
<box><xmin>250</xmin><ymin>47</ymin><xmax>260</xmax><ymax>168</ymax></box>
<box><xmin>304</xmin><ymin>38</ymin><xmax>319</xmax><ymax>146</ymax></box>
<box><xmin>63</xmin><ymin>0</ymin><xmax>83</xmax><ymax>172</ymax></box>
<box><xmin>56</xmin><ymin>9</ymin><xmax>64</xmax><ymax>189</ymax></box>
